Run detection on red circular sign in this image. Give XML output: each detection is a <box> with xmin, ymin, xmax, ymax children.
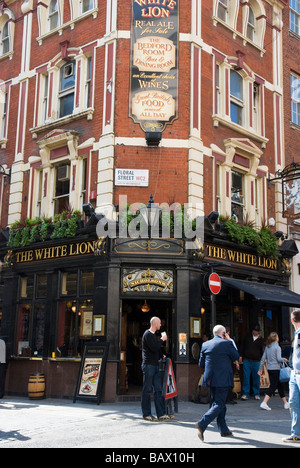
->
<box><xmin>208</xmin><ymin>273</ymin><xmax>221</xmax><ymax>295</ymax></box>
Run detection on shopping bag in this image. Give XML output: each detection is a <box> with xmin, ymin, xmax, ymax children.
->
<box><xmin>260</xmin><ymin>363</ymin><xmax>270</xmax><ymax>389</ymax></box>
<box><xmin>279</xmin><ymin>362</ymin><xmax>292</xmax><ymax>383</ymax></box>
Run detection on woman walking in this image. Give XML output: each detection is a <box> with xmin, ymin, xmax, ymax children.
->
<box><xmin>258</xmin><ymin>332</ymin><xmax>289</xmax><ymax>411</ymax></box>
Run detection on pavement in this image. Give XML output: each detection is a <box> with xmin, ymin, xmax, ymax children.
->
<box><xmin>0</xmin><ymin>395</ymin><xmax>299</xmax><ymax>450</ymax></box>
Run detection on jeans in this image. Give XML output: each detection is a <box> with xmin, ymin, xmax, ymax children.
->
<box><xmin>289</xmin><ymin>371</ymin><xmax>300</xmax><ymax>438</ymax></box>
<box><xmin>197</xmin><ymin>386</ymin><xmax>230</xmax><ymax>434</ymax></box>
<box><xmin>242</xmin><ymin>359</ymin><xmax>260</xmax><ymax>397</ymax></box>
<box><xmin>141</xmin><ymin>364</ymin><xmax>165</xmax><ymax>418</ymax></box>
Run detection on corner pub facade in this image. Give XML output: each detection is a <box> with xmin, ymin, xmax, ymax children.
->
<box><xmin>0</xmin><ymin>0</ymin><xmax>300</xmax><ymax>402</ymax></box>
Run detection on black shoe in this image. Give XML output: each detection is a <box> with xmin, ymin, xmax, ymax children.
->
<box><xmin>196</xmin><ymin>423</ymin><xmax>204</xmax><ymax>442</ymax></box>
<box><xmin>221</xmin><ymin>431</ymin><xmax>233</xmax><ymax>437</ymax></box>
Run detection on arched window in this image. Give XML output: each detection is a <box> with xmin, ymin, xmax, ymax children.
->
<box><xmin>230</xmin><ymin>71</ymin><xmax>244</xmax><ymax>126</ymax></box>
<box><xmin>48</xmin><ymin>0</ymin><xmax>59</xmax><ymax>31</ymax></box>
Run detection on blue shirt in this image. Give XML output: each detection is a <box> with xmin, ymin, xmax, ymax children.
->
<box><xmin>293</xmin><ymin>328</ymin><xmax>300</xmax><ymax>372</ymax></box>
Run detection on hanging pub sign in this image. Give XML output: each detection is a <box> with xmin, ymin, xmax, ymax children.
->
<box><xmin>129</xmin><ymin>0</ymin><xmax>179</xmax><ymax>133</ymax></box>
<box><xmin>268</xmin><ymin>162</ymin><xmax>300</xmax><ymax>219</ymax></box>
<box><xmin>74</xmin><ymin>341</ymin><xmax>109</xmax><ymax>405</ymax></box>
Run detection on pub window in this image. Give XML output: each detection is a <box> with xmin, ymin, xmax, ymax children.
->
<box><xmin>290</xmin><ymin>0</ymin><xmax>300</xmax><ymax>36</ymax></box>
<box><xmin>230</xmin><ymin>70</ymin><xmax>244</xmax><ymax>126</ymax></box>
<box><xmin>85</xmin><ymin>56</ymin><xmax>92</xmax><ymax>108</ymax></box>
<box><xmin>20</xmin><ymin>276</ymin><xmax>34</xmax><ymax>299</ymax></box>
<box><xmin>36</xmin><ymin>274</ymin><xmax>47</xmax><ymax>298</ymax></box>
<box><xmin>80</xmin><ymin>271</ymin><xmax>94</xmax><ymax>295</ymax></box>
<box><xmin>48</xmin><ymin>0</ymin><xmax>60</xmax><ymax>31</ymax></box>
<box><xmin>81</xmin><ymin>158</ymin><xmax>87</xmax><ymax>204</ymax></box>
<box><xmin>252</xmin><ymin>82</ymin><xmax>260</xmax><ymax>132</ymax></box>
<box><xmin>16</xmin><ymin>274</ymin><xmax>48</xmax><ymax>357</ymax></box>
<box><xmin>217</xmin><ymin>0</ymin><xmax>228</xmax><ymax>22</ymax></box>
<box><xmin>246</xmin><ymin>6</ymin><xmax>256</xmax><ymax>42</ymax></box>
<box><xmin>291</xmin><ymin>73</ymin><xmax>300</xmax><ymax>126</ymax></box>
<box><xmin>1</xmin><ymin>20</ymin><xmax>10</xmax><ymax>55</ymax></box>
<box><xmin>16</xmin><ymin>303</ymin><xmax>46</xmax><ymax>357</ymax></box>
<box><xmin>231</xmin><ymin>170</ymin><xmax>244</xmax><ymax>222</ymax></box>
<box><xmin>61</xmin><ymin>272</ymin><xmax>78</xmax><ymax>296</ymax></box>
<box><xmin>42</xmin><ymin>74</ymin><xmax>49</xmax><ymax>123</ymax></box>
<box><xmin>216</xmin><ymin>64</ymin><xmax>221</xmax><ymax>114</ymax></box>
<box><xmin>53</xmin><ymin>163</ymin><xmax>70</xmax><ymax>215</ymax></box>
<box><xmin>0</xmin><ymin>90</ymin><xmax>7</xmax><ymax>140</ymax></box>
<box><xmin>59</xmin><ymin>61</ymin><xmax>76</xmax><ymax>119</ymax></box>
<box><xmin>57</xmin><ymin>269</ymin><xmax>94</xmax><ymax>358</ymax></box>
<box><xmin>81</xmin><ymin>0</ymin><xmax>94</xmax><ymax>13</ymax></box>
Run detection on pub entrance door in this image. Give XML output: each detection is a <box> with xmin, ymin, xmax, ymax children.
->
<box><xmin>119</xmin><ymin>299</ymin><xmax>173</xmax><ymax>395</ymax></box>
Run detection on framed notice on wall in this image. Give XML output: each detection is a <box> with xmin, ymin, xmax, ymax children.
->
<box><xmin>129</xmin><ymin>0</ymin><xmax>179</xmax><ymax>133</ymax></box>
<box><xmin>73</xmin><ymin>341</ymin><xmax>109</xmax><ymax>405</ymax></box>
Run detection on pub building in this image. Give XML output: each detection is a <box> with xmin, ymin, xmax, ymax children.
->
<box><xmin>0</xmin><ymin>0</ymin><xmax>300</xmax><ymax>402</ymax></box>
<box><xmin>1</xmin><ymin>210</ymin><xmax>300</xmax><ymax>402</ymax></box>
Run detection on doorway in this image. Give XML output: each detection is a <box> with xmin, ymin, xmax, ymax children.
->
<box><xmin>120</xmin><ymin>298</ymin><xmax>173</xmax><ymax>395</ymax></box>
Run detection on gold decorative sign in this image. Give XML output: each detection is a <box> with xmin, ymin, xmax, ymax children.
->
<box><xmin>129</xmin><ymin>0</ymin><xmax>179</xmax><ymax>133</ymax></box>
<box><xmin>122</xmin><ymin>267</ymin><xmax>174</xmax><ymax>294</ymax></box>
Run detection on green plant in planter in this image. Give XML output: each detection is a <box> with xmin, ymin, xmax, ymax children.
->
<box><xmin>7</xmin><ymin>220</ymin><xmax>23</xmax><ymax>247</ymax></box>
<box><xmin>219</xmin><ymin>216</ymin><xmax>245</xmax><ymax>244</ymax></box>
<box><xmin>7</xmin><ymin>211</ymin><xmax>83</xmax><ymax>247</ymax></box>
<box><xmin>219</xmin><ymin>215</ymin><xmax>278</xmax><ymax>257</ymax></box>
<box><xmin>257</xmin><ymin>227</ymin><xmax>278</xmax><ymax>257</ymax></box>
<box><xmin>39</xmin><ymin>217</ymin><xmax>52</xmax><ymax>242</ymax></box>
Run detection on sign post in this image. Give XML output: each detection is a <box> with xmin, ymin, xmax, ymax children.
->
<box><xmin>208</xmin><ymin>272</ymin><xmax>221</xmax><ymax>330</ymax></box>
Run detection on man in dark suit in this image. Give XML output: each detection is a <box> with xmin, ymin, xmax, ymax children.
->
<box><xmin>196</xmin><ymin>325</ymin><xmax>240</xmax><ymax>442</ymax></box>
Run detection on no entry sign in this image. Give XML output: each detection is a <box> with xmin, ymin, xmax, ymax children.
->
<box><xmin>208</xmin><ymin>273</ymin><xmax>221</xmax><ymax>295</ymax></box>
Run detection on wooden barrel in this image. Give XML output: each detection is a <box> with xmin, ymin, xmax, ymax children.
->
<box><xmin>28</xmin><ymin>374</ymin><xmax>46</xmax><ymax>400</ymax></box>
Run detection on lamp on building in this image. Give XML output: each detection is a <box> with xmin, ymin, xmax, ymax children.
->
<box><xmin>0</xmin><ymin>165</ymin><xmax>11</xmax><ymax>183</ymax></box>
<box><xmin>141</xmin><ymin>300</ymin><xmax>150</xmax><ymax>313</ymax></box>
<box><xmin>82</xmin><ymin>203</ymin><xmax>95</xmax><ymax>217</ymax></box>
<box><xmin>207</xmin><ymin>211</ymin><xmax>219</xmax><ymax>225</ymax></box>
<box><xmin>275</xmin><ymin>230</ymin><xmax>287</xmax><ymax>241</ymax></box>
<box><xmin>139</xmin><ymin>194</ymin><xmax>161</xmax><ymax>238</ymax></box>
<box><xmin>145</xmin><ymin>132</ymin><xmax>162</xmax><ymax>147</ymax></box>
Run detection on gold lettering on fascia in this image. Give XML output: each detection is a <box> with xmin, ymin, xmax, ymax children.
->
<box><xmin>14</xmin><ymin>241</ymin><xmax>97</xmax><ymax>264</ymax></box>
<box><xmin>206</xmin><ymin>244</ymin><xmax>278</xmax><ymax>271</ymax></box>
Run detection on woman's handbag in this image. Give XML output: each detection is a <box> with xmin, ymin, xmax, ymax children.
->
<box><xmin>279</xmin><ymin>362</ymin><xmax>292</xmax><ymax>383</ymax></box>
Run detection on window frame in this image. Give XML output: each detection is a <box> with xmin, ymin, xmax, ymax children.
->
<box><xmin>58</xmin><ymin>61</ymin><xmax>77</xmax><ymax>119</ymax></box>
<box><xmin>231</xmin><ymin>170</ymin><xmax>245</xmax><ymax>222</ymax></box>
<box><xmin>230</xmin><ymin>70</ymin><xmax>244</xmax><ymax>126</ymax></box>
<box><xmin>48</xmin><ymin>0</ymin><xmax>60</xmax><ymax>32</ymax></box>
<box><xmin>246</xmin><ymin>6</ymin><xmax>256</xmax><ymax>42</ymax></box>
<box><xmin>291</xmin><ymin>73</ymin><xmax>300</xmax><ymax>126</ymax></box>
<box><xmin>290</xmin><ymin>0</ymin><xmax>300</xmax><ymax>36</ymax></box>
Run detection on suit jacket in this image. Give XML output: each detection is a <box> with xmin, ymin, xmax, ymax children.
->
<box><xmin>199</xmin><ymin>336</ymin><xmax>239</xmax><ymax>388</ymax></box>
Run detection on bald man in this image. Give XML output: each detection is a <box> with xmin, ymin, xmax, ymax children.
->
<box><xmin>141</xmin><ymin>317</ymin><xmax>169</xmax><ymax>421</ymax></box>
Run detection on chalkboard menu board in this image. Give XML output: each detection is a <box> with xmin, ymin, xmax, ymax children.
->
<box><xmin>74</xmin><ymin>342</ymin><xmax>109</xmax><ymax>405</ymax></box>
